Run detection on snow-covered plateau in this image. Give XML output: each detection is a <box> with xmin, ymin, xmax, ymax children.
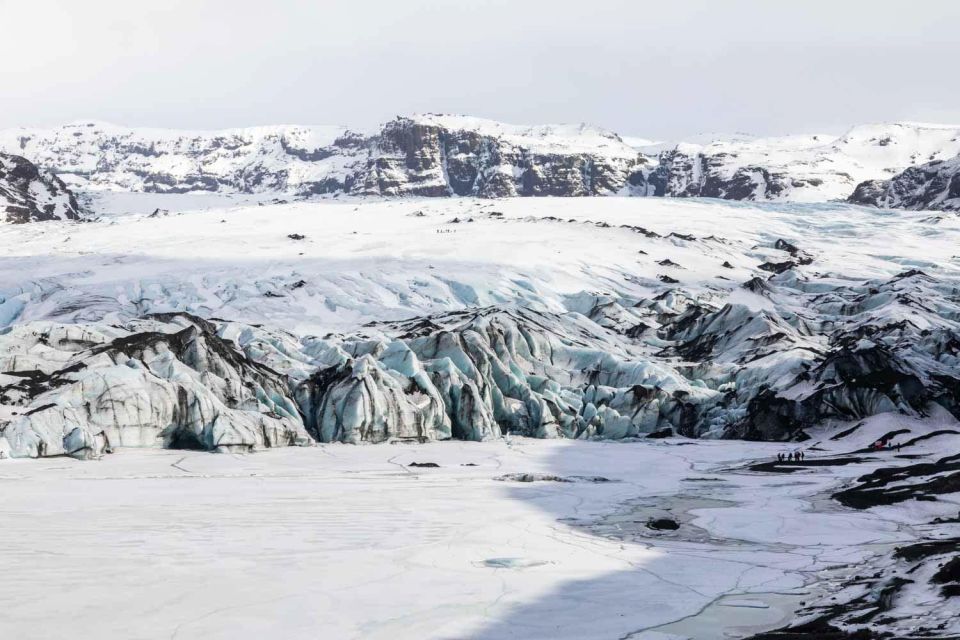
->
<box><xmin>1</xmin><ymin>181</ymin><xmax>959</xmax><ymax>637</ymax></box>
<box><xmin>2</xmin><ymin>117</ymin><xmax>960</xmax><ymax>206</ymax></box>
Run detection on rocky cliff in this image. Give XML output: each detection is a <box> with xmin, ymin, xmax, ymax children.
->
<box><xmin>849</xmin><ymin>153</ymin><xmax>960</xmax><ymax>212</ymax></box>
<box><xmin>5</xmin><ymin>117</ymin><xmax>959</xmax><ymax>204</ymax></box>
<box><xmin>0</xmin><ymin>153</ymin><xmax>81</xmax><ymax>223</ymax></box>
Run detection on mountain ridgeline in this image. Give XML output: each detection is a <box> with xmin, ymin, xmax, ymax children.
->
<box><xmin>3</xmin><ymin>116</ymin><xmax>960</xmax><ymax>209</ymax></box>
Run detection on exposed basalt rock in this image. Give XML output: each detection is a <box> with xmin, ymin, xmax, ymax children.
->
<box><xmin>932</xmin><ymin>556</ymin><xmax>960</xmax><ymax>585</ymax></box>
<box><xmin>7</xmin><ymin>120</ymin><xmax>959</xmax><ymax>202</ymax></box>
<box><xmin>646</xmin><ymin>427</ymin><xmax>674</xmax><ymax>438</ymax></box>
<box><xmin>848</xmin><ymin>179</ymin><xmax>891</xmax><ymax>208</ymax></box>
<box><xmin>646</xmin><ymin>517</ymin><xmax>680</xmax><ymax>530</ymax></box>
<box><xmin>647</xmin><ymin>149</ymin><xmax>794</xmax><ymax>201</ymax></box>
<box><xmin>749</xmin><ymin>536</ymin><xmax>960</xmax><ymax>638</ymax></box>
<box><xmin>1</xmin><ymin>118</ymin><xmax>649</xmax><ymax>199</ymax></box>
<box><xmin>833</xmin><ymin>453</ymin><xmax>960</xmax><ymax>509</ymax></box>
<box><xmin>774</xmin><ymin>239</ymin><xmax>814</xmax><ymax>265</ymax></box>
<box><xmin>759</xmin><ymin>260</ymin><xmax>798</xmax><ymax>274</ymax></box>
<box><xmin>849</xmin><ymin>153</ymin><xmax>960</xmax><ymax>211</ymax></box>
<box><xmin>348</xmin><ymin>117</ymin><xmax>648</xmax><ymax>198</ymax></box>
<box><xmin>0</xmin><ymin>153</ymin><xmax>81</xmax><ymax>223</ymax></box>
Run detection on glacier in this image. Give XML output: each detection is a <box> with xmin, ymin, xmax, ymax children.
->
<box><xmin>2</xmin><ymin>196</ymin><xmax>960</xmax><ymax>459</ymax></box>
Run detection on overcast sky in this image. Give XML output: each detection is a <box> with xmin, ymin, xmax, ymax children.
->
<box><xmin>2</xmin><ymin>0</ymin><xmax>958</xmax><ymax>139</ymax></box>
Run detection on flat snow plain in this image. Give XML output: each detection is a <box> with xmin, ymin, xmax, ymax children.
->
<box><xmin>3</xmin><ymin>413</ymin><xmax>956</xmax><ymax>640</ymax></box>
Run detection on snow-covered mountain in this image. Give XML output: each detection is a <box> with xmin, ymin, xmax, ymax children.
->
<box><xmin>4</xmin><ymin>117</ymin><xmax>960</xmax><ymax>204</ymax></box>
<box><xmin>850</xmin><ymin>151</ymin><xmax>960</xmax><ymax>211</ymax></box>
<box><xmin>643</xmin><ymin>122</ymin><xmax>960</xmax><ymax>202</ymax></box>
<box><xmin>0</xmin><ymin>121</ymin><xmax>357</xmax><ymax>196</ymax></box>
<box><xmin>0</xmin><ymin>116</ymin><xmax>647</xmax><ymax>199</ymax></box>
<box><xmin>0</xmin><ymin>153</ymin><xmax>81</xmax><ymax>223</ymax></box>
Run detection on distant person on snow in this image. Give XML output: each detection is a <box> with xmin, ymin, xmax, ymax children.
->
<box><xmin>787</xmin><ymin>452</ymin><xmax>794</xmax><ymax>462</ymax></box>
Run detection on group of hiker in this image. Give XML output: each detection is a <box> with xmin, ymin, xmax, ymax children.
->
<box><xmin>777</xmin><ymin>450</ymin><xmax>805</xmax><ymax>463</ymax></box>
<box><xmin>873</xmin><ymin>440</ymin><xmax>901</xmax><ymax>451</ymax></box>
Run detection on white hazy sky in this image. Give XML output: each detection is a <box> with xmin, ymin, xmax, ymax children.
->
<box><xmin>2</xmin><ymin>0</ymin><xmax>958</xmax><ymax>139</ymax></box>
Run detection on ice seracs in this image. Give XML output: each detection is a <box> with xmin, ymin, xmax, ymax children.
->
<box><xmin>2</xmin><ymin>191</ymin><xmax>960</xmax><ymax>457</ymax></box>
<box><xmin>0</xmin><ymin>314</ymin><xmax>310</xmax><ymax>458</ymax></box>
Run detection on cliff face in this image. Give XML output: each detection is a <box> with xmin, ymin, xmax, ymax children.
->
<box><xmin>0</xmin><ymin>117</ymin><xmax>649</xmax><ymax>199</ymax></box>
<box><xmin>645</xmin><ymin>149</ymin><xmax>797</xmax><ymax>200</ymax></box>
<box><xmin>849</xmin><ymin>154</ymin><xmax>960</xmax><ymax>212</ymax></box>
<box><xmin>348</xmin><ymin>117</ymin><xmax>649</xmax><ymax>198</ymax></box>
<box><xmin>3</xmin><ymin>117</ymin><xmax>960</xmax><ymax>206</ymax></box>
<box><xmin>0</xmin><ymin>153</ymin><xmax>81</xmax><ymax>223</ymax></box>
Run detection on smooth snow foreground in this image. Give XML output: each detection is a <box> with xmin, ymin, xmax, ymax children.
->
<box><xmin>1</xmin><ymin>414</ymin><xmax>957</xmax><ymax>640</ymax></box>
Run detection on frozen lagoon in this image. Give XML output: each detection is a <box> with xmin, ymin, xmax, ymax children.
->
<box><xmin>3</xmin><ymin>415</ymin><xmax>956</xmax><ymax>640</ymax></box>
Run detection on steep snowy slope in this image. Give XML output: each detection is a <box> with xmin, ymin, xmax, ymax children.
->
<box><xmin>2</xmin><ymin>197</ymin><xmax>959</xmax><ymax>457</ymax></box>
<box><xmin>4</xmin><ymin>117</ymin><xmax>959</xmax><ymax>202</ymax></box>
<box><xmin>0</xmin><ymin>153</ymin><xmax>81</xmax><ymax>223</ymax></box>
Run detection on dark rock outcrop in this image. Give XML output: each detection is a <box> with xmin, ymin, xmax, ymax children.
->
<box><xmin>849</xmin><ymin>154</ymin><xmax>960</xmax><ymax>211</ymax></box>
<box><xmin>646</xmin><ymin>149</ymin><xmax>793</xmax><ymax>201</ymax></box>
<box><xmin>6</xmin><ymin>119</ymin><xmax>960</xmax><ymax>203</ymax></box>
<box><xmin>348</xmin><ymin>117</ymin><xmax>649</xmax><ymax>198</ymax></box>
<box><xmin>0</xmin><ymin>153</ymin><xmax>81</xmax><ymax>223</ymax></box>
